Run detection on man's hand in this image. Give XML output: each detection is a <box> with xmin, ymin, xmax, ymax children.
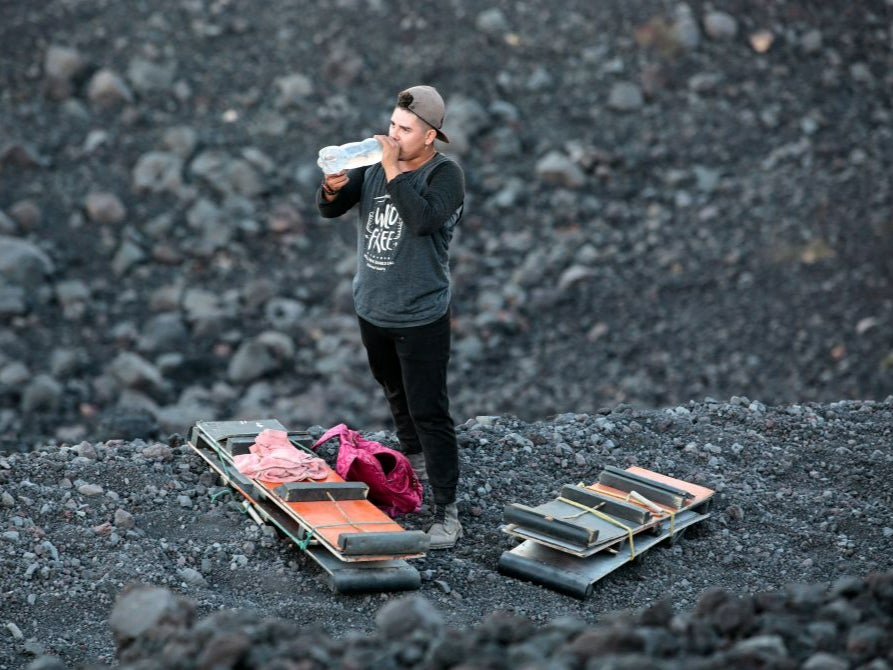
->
<box><xmin>374</xmin><ymin>134</ymin><xmax>400</xmax><ymax>181</ymax></box>
<box><xmin>321</xmin><ymin>170</ymin><xmax>348</xmax><ymax>200</ymax></box>
<box><xmin>323</xmin><ymin>170</ymin><xmax>349</xmax><ymax>191</ymax></box>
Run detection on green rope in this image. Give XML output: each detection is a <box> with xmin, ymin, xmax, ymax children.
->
<box><xmin>208</xmin><ymin>439</ymin><xmax>235</xmax><ymax>481</ymax></box>
<box><xmin>205</xmin><ymin>433</ymin><xmax>316</xmax><ymax>552</ymax></box>
<box><xmin>295</xmin><ymin>528</ymin><xmax>314</xmax><ymax>552</ymax></box>
<box><xmin>208</xmin><ymin>487</ymin><xmax>231</xmax><ymax>502</ymax></box>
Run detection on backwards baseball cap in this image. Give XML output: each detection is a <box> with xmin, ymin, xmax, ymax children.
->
<box><xmin>397</xmin><ymin>85</ymin><xmax>449</xmax><ymax>143</ymax></box>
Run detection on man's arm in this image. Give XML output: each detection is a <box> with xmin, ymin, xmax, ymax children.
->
<box><xmin>317</xmin><ymin>167</ymin><xmax>365</xmax><ymax>218</ymax></box>
<box><xmin>386</xmin><ymin>161</ymin><xmax>465</xmax><ymax>236</ymax></box>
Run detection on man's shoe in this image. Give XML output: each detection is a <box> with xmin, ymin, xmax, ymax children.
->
<box><xmin>426</xmin><ymin>503</ymin><xmax>462</xmax><ymax>549</ymax></box>
<box><xmin>407</xmin><ymin>452</ymin><xmax>428</xmax><ymax>482</ymax></box>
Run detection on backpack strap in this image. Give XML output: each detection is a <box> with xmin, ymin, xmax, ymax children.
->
<box><xmin>311</xmin><ymin>423</ymin><xmax>348</xmax><ymax>450</ymax></box>
<box><xmin>417</xmin><ymin>152</ymin><xmax>450</xmax><ymax>184</ymax></box>
<box><xmin>417</xmin><ymin>154</ymin><xmax>464</xmax><ymax>231</ymax></box>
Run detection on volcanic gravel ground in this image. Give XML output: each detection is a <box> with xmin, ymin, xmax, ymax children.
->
<box><xmin>1</xmin><ymin>398</ymin><xmax>892</xmax><ymax>667</ymax></box>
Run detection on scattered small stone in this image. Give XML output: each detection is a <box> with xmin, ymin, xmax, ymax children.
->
<box><xmin>672</xmin><ymin>3</ymin><xmax>701</xmax><ymax>50</ymax></box>
<box><xmin>86</xmin><ymin>69</ymin><xmax>133</xmax><ymax>108</ymax></box>
<box><xmin>44</xmin><ymin>45</ymin><xmax>86</xmax><ymax>82</ymax></box>
<box><xmin>84</xmin><ymin>192</ymin><xmax>127</xmax><ymax>224</ymax></box>
<box><xmin>800</xmin><ymin>29</ymin><xmax>823</xmax><ymax>54</ymax></box>
<box><xmin>476</xmin><ymin>8</ymin><xmax>510</xmax><ymax>36</ymax></box>
<box><xmin>9</xmin><ymin>200</ymin><xmax>41</xmax><ymax>230</ymax></box>
<box><xmin>535</xmin><ymin>151</ymin><xmax>586</xmax><ymax>188</ymax></box>
<box><xmin>78</xmin><ymin>483</ymin><xmax>104</xmax><ymax>496</ymax></box>
<box><xmin>127</xmin><ymin>58</ymin><xmax>176</xmax><ymax>93</ymax></box>
<box><xmin>607</xmin><ymin>81</ymin><xmax>645</xmax><ymax>111</ymax></box>
<box><xmin>703</xmin><ymin>12</ymin><xmax>738</xmax><ymax>40</ymax></box>
<box><xmin>114</xmin><ymin>509</ymin><xmax>135</xmax><ymax>529</ymax></box>
<box><xmin>132</xmin><ymin>151</ymin><xmax>184</xmax><ymax>194</ymax></box>
<box><xmin>0</xmin><ymin>142</ymin><xmax>50</xmax><ymax>169</ymax></box>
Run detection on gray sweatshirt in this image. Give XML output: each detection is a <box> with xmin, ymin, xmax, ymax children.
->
<box><xmin>318</xmin><ymin>154</ymin><xmax>465</xmax><ymax>327</ymax></box>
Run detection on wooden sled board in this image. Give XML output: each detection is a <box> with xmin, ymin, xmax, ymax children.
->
<box><xmin>502</xmin><ymin>486</ymin><xmax>651</xmax><ymax>548</ymax></box>
<box><xmin>501</xmin><ymin>516</ymin><xmax>661</xmax><ymax>558</ymax></box>
<box><xmin>199</xmin><ymin>455</ymin><xmax>421</xmax><ymax>594</ymax></box>
<box><xmin>501</xmin><ymin>501</ymin><xmax>643</xmax><ymax>556</ymax></box>
<box><xmin>187</xmin><ymin>420</ymin><xmax>428</xmax><ymax>564</ymax></box>
<box><xmin>497</xmin><ymin>466</ymin><xmax>715</xmax><ymax>596</ymax></box>
<box><xmin>498</xmin><ymin>506</ymin><xmax>710</xmax><ymax>599</ymax></box>
<box><xmin>500</xmin><ymin>468</ymin><xmax>715</xmax><ymax>558</ymax></box>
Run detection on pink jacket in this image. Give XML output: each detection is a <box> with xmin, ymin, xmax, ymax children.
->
<box><xmin>233</xmin><ymin>429</ymin><xmax>329</xmax><ymax>483</ymax></box>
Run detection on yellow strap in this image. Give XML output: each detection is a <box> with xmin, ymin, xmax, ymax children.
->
<box><xmin>315</xmin><ymin>493</ymin><xmax>404</xmax><ymax>538</ymax></box>
<box><xmin>557</xmin><ymin>496</ymin><xmax>637</xmax><ymax>558</ymax></box>
<box><xmin>308</xmin><ymin>492</ymin><xmax>368</xmax><ymax>539</ymax></box>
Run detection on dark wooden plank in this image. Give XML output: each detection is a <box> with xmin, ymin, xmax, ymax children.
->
<box><xmin>274</xmin><ymin>481</ymin><xmax>369</xmax><ymax>502</ymax></box>
<box><xmin>559</xmin><ymin>485</ymin><xmax>651</xmax><ymax>525</ymax></box>
<box><xmin>503</xmin><ymin>503</ymin><xmax>599</xmax><ymax>545</ymax></box>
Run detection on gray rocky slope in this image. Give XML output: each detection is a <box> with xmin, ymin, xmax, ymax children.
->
<box><xmin>0</xmin><ymin>0</ymin><xmax>891</xmax><ymax>449</ymax></box>
<box><xmin>1</xmin><ymin>0</ymin><xmax>893</xmax><ymax>668</ymax></box>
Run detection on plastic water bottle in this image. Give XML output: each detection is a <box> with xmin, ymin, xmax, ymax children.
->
<box><xmin>317</xmin><ymin>137</ymin><xmax>383</xmax><ymax>173</ymax></box>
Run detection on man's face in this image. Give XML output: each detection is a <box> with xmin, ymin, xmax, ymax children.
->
<box><xmin>389</xmin><ymin>107</ymin><xmax>434</xmax><ymax>160</ymax></box>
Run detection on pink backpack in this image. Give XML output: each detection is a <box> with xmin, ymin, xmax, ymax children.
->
<box><xmin>312</xmin><ymin>424</ymin><xmax>422</xmax><ymax>517</ymax></box>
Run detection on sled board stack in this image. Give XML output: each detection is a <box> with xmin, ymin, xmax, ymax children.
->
<box><xmin>498</xmin><ymin>466</ymin><xmax>715</xmax><ymax>598</ymax></box>
<box><xmin>187</xmin><ymin>419</ymin><xmax>428</xmax><ymax>594</ymax></box>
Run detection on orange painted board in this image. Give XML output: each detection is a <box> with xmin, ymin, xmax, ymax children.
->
<box><xmin>187</xmin><ymin>433</ymin><xmax>416</xmax><ymax>561</ymax></box>
<box><xmin>585</xmin><ymin>466</ymin><xmax>714</xmax><ymax>517</ymax></box>
<box><xmin>626</xmin><ymin>466</ymin><xmax>715</xmax><ymax>503</ymax></box>
<box><xmin>224</xmin><ymin>441</ymin><xmax>409</xmax><ymax>545</ymax></box>
<box><xmin>253</xmin><ymin>477</ymin><xmax>406</xmax><ymax>550</ymax></box>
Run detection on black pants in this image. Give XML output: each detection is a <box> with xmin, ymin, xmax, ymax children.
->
<box><xmin>358</xmin><ymin>313</ymin><xmax>458</xmax><ymax>506</ymax></box>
